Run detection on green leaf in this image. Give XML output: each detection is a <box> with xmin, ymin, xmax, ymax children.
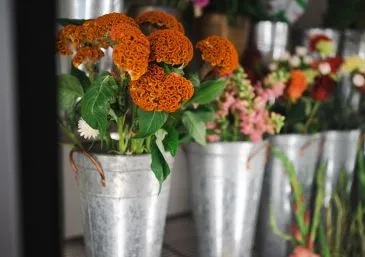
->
<box><xmin>56</xmin><ymin>18</ymin><xmax>87</xmax><ymax>26</ymax></box>
<box><xmin>71</xmin><ymin>66</ymin><xmax>91</xmax><ymax>90</ymax></box>
<box><xmin>189</xmin><ymin>78</ymin><xmax>228</xmax><ymax>104</ymax></box>
<box><xmin>136</xmin><ymin>109</ymin><xmax>168</xmax><ymax>138</ymax></box>
<box><xmin>164</xmin><ymin>126</ymin><xmax>179</xmax><ymax>156</ymax></box>
<box><xmin>191</xmin><ymin>104</ymin><xmax>215</xmax><ymax>122</ymax></box>
<box><xmin>81</xmin><ymin>74</ymin><xmax>116</xmax><ymax>137</ymax></box>
<box><xmin>187</xmin><ymin>72</ymin><xmax>200</xmax><ymax>88</ymax></box>
<box><xmin>182</xmin><ymin>111</ymin><xmax>206</xmax><ymax>146</ymax></box>
<box><xmin>151</xmin><ymin>141</ymin><xmax>171</xmax><ymax>192</ymax></box>
<box><xmin>58</xmin><ymin>74</ymin><xmax>84</xmax><ymax>112</ymax></box>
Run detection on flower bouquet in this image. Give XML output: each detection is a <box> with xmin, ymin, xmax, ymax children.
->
<box><xmin>186</xmin><ymin>35</ymin><xmax>284</xmax><ymax>257</ymax></box>
<box><xmin>56</xmin><ymin>11</ymin><xmax>226</xmax><ymax>257</ymax></box>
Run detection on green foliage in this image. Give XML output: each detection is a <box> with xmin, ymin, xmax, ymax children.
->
<box><xmin>164</xmin><ymin>126</ymin><xmax>179</xmax><ymax>156</ymax></box>
<box><xmin>182</xmin><ymin>111</ymin><xmax>207</xmax><ymax>146</ymax></box>
<box><xmin>136</xmin><ymin>109</ymin><xmax>168</xmax><ymax>138</ymax></box>
<box><xmin>71</xmin><ymin>66</ymin><xmax>91</xmax><ymax>90</ymax></box>
<box><xmin>81</xmin><ymin>73</ymin><xmax>116</xmax><ymax>137</ymax></box>
<box><xmin>58</xmin><ymin>74</ymin><xmax>84</xmax><ymax>112</ymax></box>
<box><xmin>187</xmin><ymin>72</ymin><xmax>200</xmax><ymax>89</ymax></box>
<box><xmin>56</xmin><ymin>18</ymin><xmax>87</xmax><ymax>26</ymax></box>
<box><xmin>189</xmin><ymin>78</ymin><xmax>227</xmax><ymax>105</ymax></box>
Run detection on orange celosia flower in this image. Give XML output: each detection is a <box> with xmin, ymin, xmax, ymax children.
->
<box><xmin>148</xmin><ymin>29</ymin><xmax>193</xmax><ymax>66</ymax></box>
<box><xmin>56</xmin><ymin>25</ymin><xmax>85</xmax><ymax>55</ymax></box>
<box><xmin>110</xmin><ymin>22</ymin><xmax>149</xmax><ymax>48</ymax></box>
<box><xmin>129</xmin><ymin>65</ymin><xmax>194</xmax><ymax>112</ymax></box>
<box><xmin>112</xmin><ymin>40</ymin><xmax>150</xmax><ymax>81</ymax></box>
<box><xmin>196</xmin><ymin>35</ymin><xmax>239</xmax><ymax>75</ymax></box>
<box><xmin>135</xmin><ymin>11</ymin><xmax>184</xmax><ymax>34</ymax></box>
<box><xmin>72</xmin><ymin>46</ymin><xmax>104</xmax><ymax>67</ymax></box>
<box><xmin>287</xmin><ymin>70</ymin><xmax>308</xmax><ymax>101</ymax></box>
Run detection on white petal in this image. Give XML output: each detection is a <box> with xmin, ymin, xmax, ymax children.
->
<box><xmin>318</xmin><ymin>62</ymin><xmax>331</xmax><ymax>75</ymax></box>
<box><xmin>303</xmin><ymin>56</ymin><xmax>313</xmax><ymax>64</ymax></box>
<box><xmin>269</xmin><ymin>63</ymin><xmax>278</xmax><ymax>71</ymax></box>
<box><xmin>110</xmin><ymin>132</ymin><xmax>120</xmax><ymax>140</ymax></box>
<box><xmin>352</xmin><ymin>73</ymin><xmax>365</xmax><ymax>87</ymax></box>
<box><xmin>289</xmin><ymin>56</ymin><xmax>301</xmax><ymax>67</ymax></box>
<box><xmin>77</xmin><ymin>119</ymin><xmax>99</xmax><ymax>140</ymax></box>
<box><xmin>279</xmin><ymin>51</ymin><xmax>290</xmax><ymax>61</ymax></box>
<box><xmin>295</xmin><ymin>46</ymin><xmax>307</xmax><ymax>56</ymax></box>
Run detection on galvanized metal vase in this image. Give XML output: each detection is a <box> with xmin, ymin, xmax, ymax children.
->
<box><xmin>186</xmin><ymin>141</ymin><xmax>268</xmax><ymax>257</ymax></box>
<box><xmin>256</xmin><ymin>134</ymin><xmax>322</xmax><ymax>257</ymax></box>
<box><xmin>253</xmin><ymin>21</ymin><xmax>289</xmax><ymax>66</ymax></box>
<box><xmin>319</xmin><ymin>130</ymin><xmax>361</xmax><ymax>205</ymax></box>
<box><xmin>72</xmin><ymin>152</ymin><xmax>173</xmax><ymax>257</ymax></box>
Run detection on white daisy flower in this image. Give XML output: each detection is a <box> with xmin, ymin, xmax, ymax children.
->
<box><xmin>318</xmin><ymin>62</ymin><xmax>331</xmax><ymax>75</ymax></box>
<box><xmin>78</xmin><ymin>119</ymin><xmax>99</xmax><ymax>140</ymax></box>
<box><xmin>295</xmin><ymin>46</ymin><xmax>307</xmax><ymax>56</ymax></box>
<box><xmin>352</xmin><ymin>73</ymin><xmax>365</xmax><ymax>87</ymax></box>
<box><xmin>279</xmin><ymin>51</ymin><xmax>290</xmax><ymax>61</ymax></box>
<box><xmin>303</xmin><ymin>55</ymin><xmax>313</xmax><ymax>64</ymax></box>
<box><xmin>110</xmin><ymin>132</ymin><xmax>120</xmax><ymax>141</ymax></box>
<box><xmin>269</xmin><ymin>63</ymin><xmax>278</xmax><ymax>71</ymax></box>
<box><xmin>289</xmin><ymin>56</ymin><xmax>301</xmax><ymax>67</ymax></box>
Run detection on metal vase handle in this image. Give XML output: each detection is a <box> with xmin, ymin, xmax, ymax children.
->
<box><xmin>69</xmin><ymin>148</ymin><xmax>106</xmax><ymax>187</ymax></box>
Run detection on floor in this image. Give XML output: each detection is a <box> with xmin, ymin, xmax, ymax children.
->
<box><xmin>64</xmin><ymin>214</ymin><xmax>199</xmax><ymax>257</ymax></box>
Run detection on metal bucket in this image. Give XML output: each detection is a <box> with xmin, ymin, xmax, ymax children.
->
<box><xmin>73</xmin><ymin>152</ymin><xmax>172</xmax><ymax>257</ymax></box>
<box><xmin>186</xmin><ymin>141</ymin><xmax>268</xmax><ymax>257</ymax></box>
<box><xmin>256</xmin><ymin>134</ymin><xmax>322</xmax><ymax>257</ymax></box>
<box><xmin>319</xmin><ymin>130</ymin><xmax>361</xmax><ymax>205</ymax></box>
<box><xmin>302</xmin><ymin>28</ymin><xmax>340</xmax><ymax>57</ymax></box>
<box><xmin>253</xmin><ymin>21</ymin><xmax>289</xmax><ymax>66</ymax></box>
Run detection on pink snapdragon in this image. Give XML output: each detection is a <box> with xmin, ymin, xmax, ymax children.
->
<box><xmin>255</xmin><ymin>80</ymin><xmax>286</xmax><ymax>105</ymax></box>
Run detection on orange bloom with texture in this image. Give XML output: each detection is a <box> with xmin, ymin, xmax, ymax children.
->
<box><xmin>196</xmin><ymin>35</ymin><xmax>239</xmax><ymax>75</ymax></box>
<box><xmin>286</xmin><ymin>70</ymin><xmax>308</xmax><ymax>101</ymax></box>
<box><xmin>135</xmin><ymin>11</ymin><xmax>184</xmax><ymax>34</ymax></box>
<box><xmin>72</xmin><ymin>47</ymin><xmax>104</xmax><ymax>67</ymax></box>
<box><xmin>148</xmin><ymin>29</ymin><xmax>193</xmax><ymax>66</ymax></box>
<box><xmin>110</xmin><ymin>22</ymin><xmax>149</xmax><ymax>48</ymax></box>
<box><xmin>56</xmin><ymin>25</ymin><xmax>85</xmax><ymax>55</ymax></box>
<box><xmin>129</xmin><ymin>65</ymin><xmax>194</xmax><ymax>112</ymax></box>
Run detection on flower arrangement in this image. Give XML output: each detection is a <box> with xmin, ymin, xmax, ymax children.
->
<box><xmin>341</xmin><ymin>56</ymin><xmax>365</xmax><ymax>92</ymax></box>
<box><xmin>267</xmin><ymin>46</ymin><xmax>343</xmax><ymax>133</ymax></box>
<box><xmin>56</xmin><ymin>11</ymin><xmax>227</xmax><ymax>187</ymax></box>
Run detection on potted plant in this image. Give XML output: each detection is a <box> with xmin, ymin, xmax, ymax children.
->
<box><xmin>56</xmin><ymin>11</ymin><xmax>225</xmax><ymax>257</ymax></box>
<box><xmin>185</xmin><ymin>35</ymin><xmax>285</xmax><ymax>257</ymax></box>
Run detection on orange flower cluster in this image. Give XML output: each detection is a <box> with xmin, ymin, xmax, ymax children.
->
<box><xmin>129</xmin><ymin>65</ymin><xmax>194</xmax><ymax>112</ymax></box>
<box><xmin>148</xmin><ymin>29</ymin><xmax>193</xmax><ymax>66</ymax></box>
<box><xmin>56</xmin><ymin>25</ymin><xmax>85</xmax><ymax>55</ymax></box>
<box><xmin>110</xmin><ymin>23</ymin><xmax>149</xmax><ymax>47</ymax></box>
<box><xmin>196</xmin><ymin>35</ymin><xmax>239</xmax><ymax>75</ymax></box>
<box><xmin>135</xmin><ymin>11</ymin><xmax>184</xmax><ymax>34</ymax></box>
<box><xmin>287</xmin><ymin>70</ymin><xmax>308</xmax><ymax>101</ymax></box>
<box><xmin>72</xmin><ymin>46</ymin><xmax>104</xmax><ymax>68</ymax></box>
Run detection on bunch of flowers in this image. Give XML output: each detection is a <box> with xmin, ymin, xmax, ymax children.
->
<box><xmin>308</xmin><ymin>33</ymin><xmax>336</xmax><ymax>59</ymax></box>
<box><xmin>57</xmin><ymin>11</ymin><xmax>227</xmax><ymax>186</ymax></box>
<box><xmin>341</xmin><ymin>55</ymin><xmax>365</xmax><ymax>92</ymax></box>
<box><xmin>268</xmin><ymin>46</ymin><xmax>343</xmax><ymax>133</ymax></box>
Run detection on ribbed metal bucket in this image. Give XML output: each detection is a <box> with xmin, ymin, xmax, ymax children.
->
<box><xmin>253</xmin><ymin>21</ymin><xmax>289</xmax><ymax>66</ymax></box>
<box><xmin>186</xmin><ymin>141</ymin><xmax>268</xmax><ymax>257</ymax></box>
<box><xmin>256</xmin><ymin>134</ymin><xmax>322</xmax><ymax>257</ymax></box>
<box><xmin>73</xmin><ymin>152</ymin><xmax>172</xmax><ymax>257</ymax></box>
<box><xmin>302</xmin><ymin>28</ymin><xmax>340</xmax><ymax>57</ymax></box>
<box><xmin>319</xmin><ymin>130</ymin><xmax>361</xmax><ymax>205</ymax></box>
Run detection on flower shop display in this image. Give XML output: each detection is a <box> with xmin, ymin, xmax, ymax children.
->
<box><xmin>56</xmin><ymin>11</ymin><xmax>226</xmax><ymax>257</ymax></box>
<box><xmin>186</xmin><ymin>35</ymin><xmax>285</xmax><ymax>257</ymax></box>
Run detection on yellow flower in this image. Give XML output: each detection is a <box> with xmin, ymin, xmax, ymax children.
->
<box><xmin>341</xmin><ymin>56</ymin><xmax>365</xmax><ymax>73</ymax></box>
<box><xmin>316</xmin><ymin>40</ymin><xmax>335</xmax><ymax>58</ymax></box>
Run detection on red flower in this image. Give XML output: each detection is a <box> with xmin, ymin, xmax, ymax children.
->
<box><xmin>311</xmin><ymin>75</ymin><xmax>336</xmax><ymax>101</ymax></box>
<box><xmin>289</xmin><ymin>246</ymin><xmax>320</xmax><ymax>257</ymax></box>
<box><xmin>312</xmin><ymin>57</ymin><xmax>343</xmax><ymax>73</ymax></box>
<box><xmin>309</xmin><ymin>34</ymin><xmax>331</xmax><ymax>52</ymax></box>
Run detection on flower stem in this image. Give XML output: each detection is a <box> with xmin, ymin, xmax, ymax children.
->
<box><xmin>303</xmin><ymin>102</ymin><xmax>320</xmax><ymax>134</ymax></box>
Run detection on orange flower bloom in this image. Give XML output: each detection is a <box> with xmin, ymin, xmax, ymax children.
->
<box><xmin>196</xmin><ymin>35</ymin><xmax>239</xmax><ymax>75</ymax></box>
<box><xmin>56</xmin><ymin>25</ymin><xmax>85</xmax><ymax>55</ymax></box>
<box><xmin>286</xmin><ymin>70</ymin><xmax>308</xmax><ymax>101</ymax></box>
<box><xmin>129</xmin><ymin>65</ymin><xmax>194</xmax><ymax>112</ymax></box>
<box><xmin>110</xmin><ymin>22</ymin><xmax>149</xmax><ymax>48</ymax></box>
<box><xmin>148</xmin><ymin>29</ymin><xmax>193</xmax><ymax>66</ymax></box>
<box><xmin>72</xmin><ymin>47</ymin><xmax>104</xmax><ymax>67</ymax></box>
<box><xmin>135</xmin><ymin>11</ymin><xmax>184</xmax><ymax>34</ymax></box>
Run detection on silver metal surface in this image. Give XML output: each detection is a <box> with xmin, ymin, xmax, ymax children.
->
<box><xmin>74</xmin><ymin>153</ymin><xmax>173</xmax><ymax>257</ymax></box>
<box><xmin>256</xmin><ymin>134</ymin><xmax>322</xmax><ymax>257</ymax></box>
<box><xmin>338</xmin><ymin>30</ymin><xmax>365</xmax><ymax>111</ymax></box>
<box><xmin>186</xmin><ymin>141</ymin><xmax>268</xmax><ymax>257</ymax></box>
<box><xmin>303</xmin><ymin>28</ymin><xmax>340</xmax><ymax>56</ymax></box>
<box><xmin>254</xmin><ymin>21</ymin><xmax>289</xmax><ymax>65</ymax></box>
<box><xmin>319</xmin><ymin>130</ymin><xmax>361</xmax><ymax>205</ymax></box>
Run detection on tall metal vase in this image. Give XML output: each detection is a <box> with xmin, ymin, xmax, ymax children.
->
<box><xmin>256</xmin><ymin>134</ymin><xmax>322</xmax><ymax>257</ymax></box>
<box><xmin>72</xmin><ymin>152</ymin><xmax>172</xmax><ymax>257</ymax></box>
<box><xmin>319</xmin><ymin>130</ymin><xmax>361</xmax><ymax>205</ymax></box>
<box><xmin>186</xmin><ymin>141</ymin><xmax>268</xmax><ymax>257</ymax></box>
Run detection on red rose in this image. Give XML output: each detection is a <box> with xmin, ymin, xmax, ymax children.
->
<box><xmin>309</xmin><ymin>34</ymin><xmax>331</xmax><ymax>52</ymax></box>
<box><xmin>289</xmin><ymin>246</ymin><xmax>320</xmax><ymax>257</ymax></box>
<box><xmin>311</xmin><ymin>75</ymin><xmax>336</xmax><ymax>101</ymax></box>
<box><xmin>312</xmin><ymin>57</ymin><xmax>343</xmax><ymax>74</ymax></box>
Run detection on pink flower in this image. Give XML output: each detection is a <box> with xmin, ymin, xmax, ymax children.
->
<box><xmin>207</xmin><ymin>134</ymin><xmax>220</xmax><ymax>142</ymax></box>
<box><xmin>206</xmin><ymin>121</ymin><xmax>216</xmax><ymax>129</ymax></box>
<box><xmin>289</xmin><ymin>246</ymin><xmax>320</xmax><ymax>257</ymax></box>
<box><xmin>191</xmin><ymin>0</ymin><xmax>209</xmax><ymax>8</ymax></box>
<box><xmin>255</xmin><ymin>81</ymin><xmax>286</xmax><ymax>104</ymax></box>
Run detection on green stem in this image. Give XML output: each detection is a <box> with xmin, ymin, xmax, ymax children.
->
<box><xmin>269</xmin><ymin>206</ymin><xmax>295</xmax><ymax>242</ymax></box>
<box><xmin>58</xmin><ymin>121</ymin><xmax>84</xmax><ymax>149</ymax></box>
<box><xmin>319</xmin><ymin>222</ymin><xmax>331</xmax><ymax>257</ymax></box>
<box><xmin>334</xmin><ymin>194</ymin><xmax>344</xmax><ymax>255</ymax></box>
<box><xmin>303</xmin><ymin>102</ymin><xmax>320</xmax><ymax>134</ymax></box>
<box><xmin>117</xmin><ymin>116</ymin><xmax>127</xmax><ymax>154</ymax></box>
